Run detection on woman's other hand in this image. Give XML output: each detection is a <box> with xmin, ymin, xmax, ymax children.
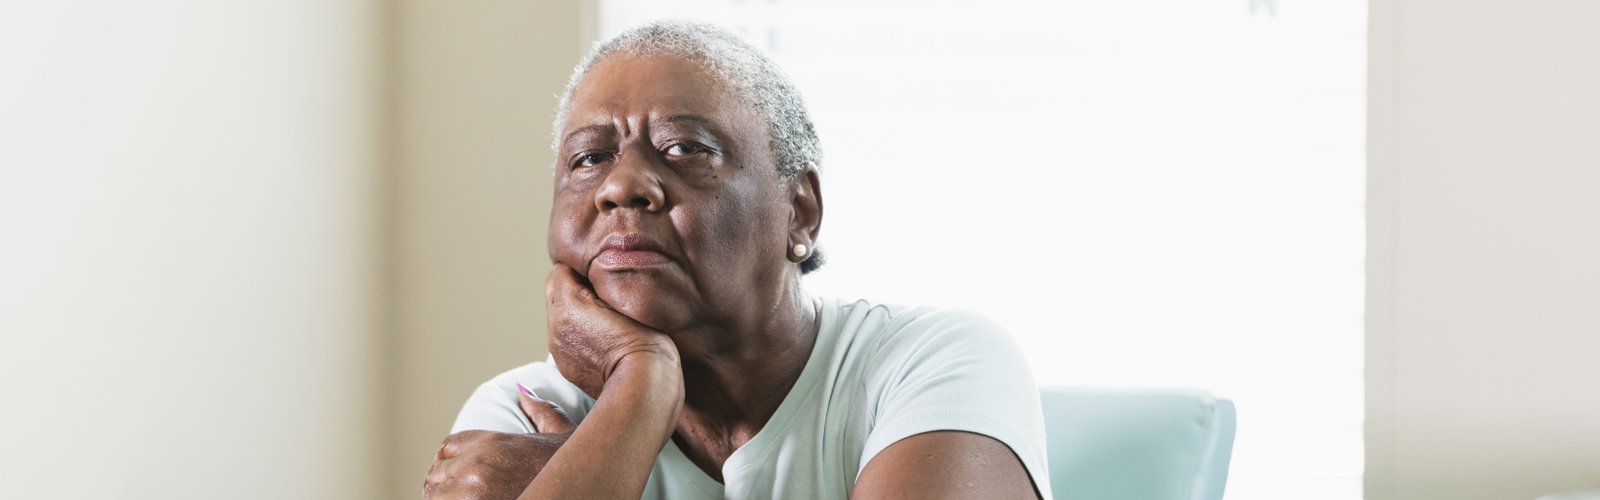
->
<box><xmin>515</xmin><ymin>384</ymin><xmax>577</xmax><ymax>435</ymax></box>
<box><xmin>546</xmin><ymin>262</ymin><xmax>680</xmax><ymax>399</ymax></box>
<box><xmin>422</xmin><ymin>389</ymin><xmax>578</xmax><ymax>500</ymax></box>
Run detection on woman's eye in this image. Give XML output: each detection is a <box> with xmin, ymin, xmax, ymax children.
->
<box><xmin>576</xmin><ymin>152</ymin><xmax>610</xmax><ymax>167</ymax></box>
<box><xmin>665</xmin><ymin>143</ymin><xmax>701</xmax><ymax>156</ymax></box>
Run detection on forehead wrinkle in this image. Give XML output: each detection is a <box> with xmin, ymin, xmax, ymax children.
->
<box><xmin>616</xmin><ymin>113</ymin><xmax>635</xmax><ymax>139</ymax></box>
<box><xmin>572</xmin><ymin>105</ymin><xmax>642</xmax><ymax>142</ymax></box>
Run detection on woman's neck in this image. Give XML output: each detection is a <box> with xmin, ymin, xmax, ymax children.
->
<box><xmin>664</xmin><ymin>282</ymin><xmax>818</xmax><ymax>481</ymax></box>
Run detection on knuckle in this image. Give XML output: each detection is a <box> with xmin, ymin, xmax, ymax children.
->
<box><xmin>455</xmin><ymin>471</ymin><xmax>489</xmax><ymax>494</ymax></box>
<box><xmin>439</xmin><ymin>430</ymin><xmax>486</xmax><ymax>458</ymax></box>
<box><xmin>574</xmin><ymin>286</ymin><xmax>596</xmax><ymax>301</ymax></box>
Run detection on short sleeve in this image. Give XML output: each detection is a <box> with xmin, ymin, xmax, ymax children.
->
<box><xmin>449</xmin><ymin>359</ymin><xmax>595</xmax><ymax>435</ymax></box>
<box><xmin>857</xmin><ymin>309</ymin><xmax>1053</xmax><ymax>500</ymax></box>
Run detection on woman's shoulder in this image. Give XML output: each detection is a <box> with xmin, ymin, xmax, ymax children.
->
<box><xmin>827</xmin><ymin>296</ymin><xmax>1014</xmax><ymax>347</ymax></box>
<box><xmin>820</xmin><ymin>297</ymin><xmax>1048</xmax><ymax>490</ymax></box>
<box><xmin>822</xmin><ymin>296</ymin><xmax>1025</xmax><ymax>376</ymax></box>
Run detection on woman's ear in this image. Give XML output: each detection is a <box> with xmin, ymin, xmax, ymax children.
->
<box><xmin>787</xmin><ymin>163</ymin><xmax>823</xmax><ymax>264</ymax></box>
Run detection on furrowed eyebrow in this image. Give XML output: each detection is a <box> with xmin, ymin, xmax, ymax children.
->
<box><xmin>656</xmin><ymin>114</ymin><xmax>730</xmax><ymax>143</ymax></box>
<box><xmin>661</xmin><ymin>114</ymin><xmax>718</xmax><ymax>127</ymax></box>
<box><xmin>561</xmin><ymin>124</ymin><xmax>613</xmax><ymax>146</ymax></box>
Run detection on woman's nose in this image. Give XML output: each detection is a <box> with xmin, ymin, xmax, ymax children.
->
<box><xmin>594</xmin><ymin>151</ymin><xmax>666</xmax><ymax>213</ymax></box>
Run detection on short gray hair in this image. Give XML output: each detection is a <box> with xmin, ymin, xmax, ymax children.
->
<box><xmin>552</xmin><ymin>20</ymin><xmax>823</xmax><ymax>180</ymax></box>
<box><xmin>554</xmin><ymin>20</ymin><xmax>827</xmax><ymax>274</ymax></box>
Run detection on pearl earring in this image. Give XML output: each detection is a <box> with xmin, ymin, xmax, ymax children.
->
<box><xmin>792</xmin><ymin>243</ymin><xmax>808</xmax><ymax>258</ymax></box>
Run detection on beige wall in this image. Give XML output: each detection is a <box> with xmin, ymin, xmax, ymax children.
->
<box><xmin>0</xmin><ymin>1</ymin><xmax>385</xmax><ymax>499</ymax></box>
<box><xmin>1366</xmin><ymin>1</ymin><xmax>1600</xmax><ymax>499</ymax></box>
<box><xmin>0</xmin><ymin>1</ymin><xmax>590</xmax><ymax>498</ymax></box>
<box><xmin>388</xmin><ymin>0</ymin><xmax>588</xmax><ymax>496</ymax></box>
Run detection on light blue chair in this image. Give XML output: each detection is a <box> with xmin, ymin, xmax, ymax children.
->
<box><xmin>1039</xmin><ymin>387</ymin><xmax>1237</xmax><ymax>500</ymax></box>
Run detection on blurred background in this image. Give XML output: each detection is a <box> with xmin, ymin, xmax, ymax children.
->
<box><xmin>612</xmin><ymin>2</ymin><xmax>1367</xmax><ymax>498</ymax></box>
<box><xmin>1</xmin><ymin>1</ymin><xmax>1595</xmax><ymax>500</ymax></box>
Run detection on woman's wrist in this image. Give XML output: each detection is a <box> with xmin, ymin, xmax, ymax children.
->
<box><xmin>515</xmin><ymin>342</ymin><xmax>684</xmax><ymax>500</ymax></box>
<box><xmin>607</xmin><ymin>349</ymin><xmax>685</xmax><ymax>435</ymax></box>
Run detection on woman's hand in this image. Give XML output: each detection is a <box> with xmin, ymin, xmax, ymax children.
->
<box><xmin>425</xmin><ymin>265</ymin><xmax>685</xmax><ymax>500</ymax></box>
<box><xmin>546</xmin><ymin>263</ymin><xmax>680</xmax><ymax>398</ymax></box>
<box><xmin>422</xmin><ymin>390</ymin><xmax>578</xmax><ymax>500</ymax></box>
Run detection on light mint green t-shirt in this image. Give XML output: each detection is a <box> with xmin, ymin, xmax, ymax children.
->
<box><xmin>451</xmin><ymin>297</ymin><xmax>1053</xmax><ymax>500</ymax></box>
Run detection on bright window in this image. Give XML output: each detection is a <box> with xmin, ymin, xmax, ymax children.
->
<box><xmin>600</xmin><ymin>1</ymin><xmax>1366</xmax><ymax>498</ymax></box>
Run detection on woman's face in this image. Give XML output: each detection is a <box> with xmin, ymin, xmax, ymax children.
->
<box><xmin>550</xmin><ymin>53</ymin><xmax>806</xmax><ymax>333</ymax></box>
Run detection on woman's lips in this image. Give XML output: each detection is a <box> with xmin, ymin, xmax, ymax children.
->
<box><xmin>595</xmin><ymin>248</ymin><xmax>670</xmax><ymax>268</ymax></box>
<box><xmin>593</xmin><ymin>233</ymin><xmax>671</xmax><ymax>269</ymax></box>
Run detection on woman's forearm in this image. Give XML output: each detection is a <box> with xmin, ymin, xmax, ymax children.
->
<box><xmin>517</xmin><ymin>352</ymin><xmax>684</xmax><ymax>500</ymax></box>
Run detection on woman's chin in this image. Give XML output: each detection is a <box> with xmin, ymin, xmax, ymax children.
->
<box><xmin>591</xmin><ymin>277</ymin><xmax>694</xmax><ymax>332</ymax></box>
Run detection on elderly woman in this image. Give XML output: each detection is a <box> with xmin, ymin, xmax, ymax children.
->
<box><xmin>423</xmin><ymin>21</ymin><xmax>1050</xmax><ymax>500</ymax></box>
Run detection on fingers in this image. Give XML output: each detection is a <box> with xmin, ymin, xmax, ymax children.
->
<box><xmin>545</xmin><ymin>263</ymin><xmax>585</xmax><ymax>305</ymax></box>
<box><xmin>422</xmin><ymin>463</ymin><xmax>472</xmax><ymax>500</ymax></box>
<box><xmin>543</xmin><ymin>262</ymin><xmax>673</xmax><ymax>400</ymax></box>
<box><xmin>425</xmin><ymin>436</ymin><xmax>471</xmax><ymax>496</ymax></box>
<box><xmin>424</xmin><ymin>456</ymin><xmax>450</xmax><ymax>491</ymax></box>
<box><xmin>547</xmin><ymin>263</ymin><xmax>612</xmax><ymax>310</ymax></box>
<box><xmin>518</xmin><ymin>383</ymin><xmax>577</xmax><ymax>434</ymax></box>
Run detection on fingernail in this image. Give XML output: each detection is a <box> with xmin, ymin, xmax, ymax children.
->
<box><xmin>524</xmin><ymin>383</ymin><xmax>556</xmax><ymax>402</ymax></box>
